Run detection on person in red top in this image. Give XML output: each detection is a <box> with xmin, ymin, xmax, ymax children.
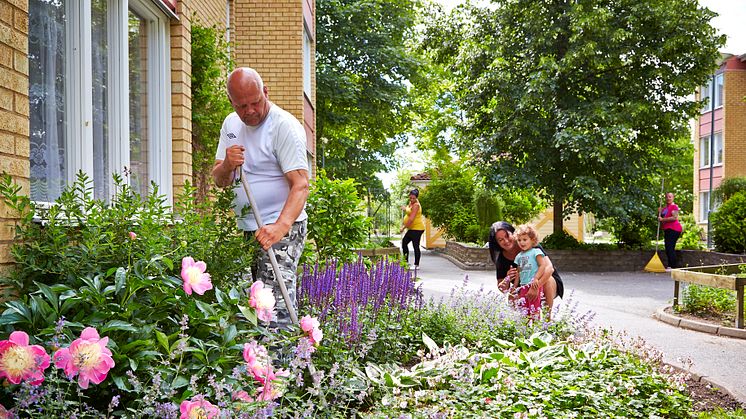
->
<box><xmin>658</xmin><ymin>192</ymin><xmax>683</xmax><ymax>270</ymax></box>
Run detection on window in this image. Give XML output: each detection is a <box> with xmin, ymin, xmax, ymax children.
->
<box><xmin>700</xmin><ymin>191</ymin><xmax>710</xmax><ymax>222</ymax></box>
<box><xmin>700</xmin><ymin>73</ymin><xmax>724</xmax><ymax>113</ymax></box>
<box><xmin>699</xmin><ymin>132</ymin><xmax>723</xmax><ymax>168</ymax></box>
<box><xmin>303</xmin><ymin>26</ymin><xmax>312</xmax><ymax>98</ymax></box>
<box><xmin>28</xmin><ymin>0</ymin><xmax>172</xmax><ymax>203</ymax></box>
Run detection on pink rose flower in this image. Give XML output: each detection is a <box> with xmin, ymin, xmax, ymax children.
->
<box><xmin>256</xmin><ymin>382</ymin><xmax>282</xmax><ymax>401</ymax></box>
<box><xmin>249</xmin><ymin>281</ymin><xmax>275</xmax><ymax>323</ymax></box>
<box><xmin>180</xmin><ymin>257</ymin><xmax>213</xmax><ymax>296</ymax></box>
<box><xmin>128</xmin><ymin>231</ymin><xmax>137</xmax><ymax>240</ymax></box>
<box><xmin>53</xmin><ymin>327</ymin><xmax>115</xmax><ymax>389</ymax></box>
<box><xmin>179</xmin><ymin>397</ymin><xmax>220</xmax><ymax>419</ymax></box>
<box><xmin>0</xmin><ymin>403</ymin><xmax>8</xmax><ymax>419</ymax></box>
<box><xmin>249</xmin><ymin>361</ymin><xmax>288</xmax><ymax>385</ymax></box>
<box><xmin>0</xmin><ymin>331</ymin><xmax>50</xmax><ymax>385</ymax></box>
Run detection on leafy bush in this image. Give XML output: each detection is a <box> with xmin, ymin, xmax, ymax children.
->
<box><xmin>541</xmin><ymin>230</ymin><xmax>585</xmax><ymax>249</ymax></box>
<box><xmin>710</xmin><ymin>191</ymin><xmax>746</xmax><ymax>254</ymax></box>
<box><xmin>418</xmin><ymin>161</ymin><xmax>478</xmax><ymax>242</ymax></box>
<box><xmin>497</xmin><ymin>186</ymin><xmax>546</xmax><ymax>225</ymax></box>
<box><xmin>191</xmin><ymin>22</ymin><xmax>234</xmax><ymax>202</ymax></box>
<box><xmin>304</xmin><ymin>170</ymin><xmax>371</xmax><ymax>265</ymax></box>
<box><xmin>597</xmin><ymin>211</ymin><xmax>656</xmax><ymax>250</ymax></box>
<box><xmin>678</xmin><ymin>213</ymin><xmax>705</xmax><ymax>250</ymax></box>
<box><xmin>679</xmin><ymin>284</ymin><xmax>738</xmax><ymax>319</ymax></box>
<box><xmin>713</xmin><ymin>176</ymin><xmax>746</xmax><ymax>204</ymax></box>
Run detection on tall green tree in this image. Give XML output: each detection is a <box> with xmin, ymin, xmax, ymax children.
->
<box><xmin>423</xmin><ymin>0</ymin><xmax>724</xmax><ymax>233</ymax></box>
<box><xmin>316</xmin><ymin>0</ymin><xmax>425</xmax><ymax>195</ymax></box>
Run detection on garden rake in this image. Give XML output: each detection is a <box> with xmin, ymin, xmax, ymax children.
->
<box><xmin>235</xmin><ymin>168</ymin><xmax>298</xmax><ymax>324</ymax></box>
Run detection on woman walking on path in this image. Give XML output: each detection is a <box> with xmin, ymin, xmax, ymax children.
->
<box><xmin>659</xmin><ymin>192</ymin><xmax>682</xmax><ymax>270</ymax></box>
<box><xmin>488</xmin><ymin>221</ymin><xmax>564</xmax><ymax>313</ymax></box>
<box><xmin>400</xmin><ymin>189</ymin><xmax>425</xmax><ymax>269</ymax></box>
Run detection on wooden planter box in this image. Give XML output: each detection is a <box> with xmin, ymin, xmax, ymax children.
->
<box><xmin>671</xmin><ymin>264</ymin><xmax>746</xmax><ymax>329</ymax></box>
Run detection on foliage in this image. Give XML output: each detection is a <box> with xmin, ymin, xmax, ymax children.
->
<box><xmin>422</xmin><ymin>0</ymin><xmax>724</xmax><ymax>234</ymax></box>
<box><xmin>710</xmin><ymin>191</ymin><xmax>746</xmax><ymax>254</ymax></box>
<box><xmin>713</xmin><ymin>176</ymin><xmax>746</xmax><ymax>204</ymax></box>
<box><xmin>316</xmin><ymin>0</ymin><xmax>425</xmax><ymax>195</ymax></box>
<box><xmin>497</xmin><ymin>187</ymin><xmax>546</xmax><ymax>226</ymax></box>
<box><xmin>678</xmin><ymin>213</ymin><xmax>705</xmax><ymax>250</ymax></box>
<box><xmin>417</xmin><ymin>161</ymin><xmax>477</xmax><ymax>242</ymax></box>
<box><xmin>0</xmin><ymin>173</ymin><xmax>253</xmax><ymax>292</ymax></box>
<box><xmin>304</xmin><ymin>170</ymin><xmax>372</xmax><ymax>265</ymax></box>
<box><xmin>596</xmin><ymin>209</ymin><xmax>656</xmax><ymax>249</ymax></box>
<box><xmin>679</xmin><ymin>284</ymin><xmax>739</xmax><ymax>320</ymax></box>
<box><xmin>362</xmin><ymin>329</ymin><xmax>692</xmax><ymax>418</ymax></box>
<box><xmin>541</xmin><ymin>231</ymin><xmax>585</xmax><ymax>250</ymax></box>
<box><xmin>191</xmin><ymin>22</ymin><xmax>233</xmax><ymax>202</ymax></box>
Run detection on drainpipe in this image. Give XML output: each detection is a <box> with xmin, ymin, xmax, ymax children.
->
<box><xmin>706</xmin><ymin>73</ymin><xmax>716</xmax><ymax>249</ymax></box>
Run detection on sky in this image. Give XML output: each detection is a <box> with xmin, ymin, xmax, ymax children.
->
<box><xmin>377</xmin><ymin>0</ymin><xmax>746</xmax><ymax>189</ymax></box>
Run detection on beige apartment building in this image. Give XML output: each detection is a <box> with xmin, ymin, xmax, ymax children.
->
<box><xmin>693</xmin><ymin>54</ymin><xmax>746</xmax><ymax>231</ymax></box>
<box><xmin>0</xmin><ymin>0</ymin><xmax>316</xmax><ymax>274</ymax></box>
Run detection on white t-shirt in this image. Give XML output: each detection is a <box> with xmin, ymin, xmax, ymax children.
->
<box><xmin>216</xmin><ymin>105</ymin><xmax>309</xmax><ymax>231</ymax></box>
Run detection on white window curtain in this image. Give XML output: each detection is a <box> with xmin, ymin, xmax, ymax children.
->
<box><xmin>27</xmin><ymin>0</ymin><xmax>172</xmax><ymax>204</ymax></box>
<box><xmin>28</xmin><ymin>0</ymin><xmax>67</xmax><ymax>203</ymax></box>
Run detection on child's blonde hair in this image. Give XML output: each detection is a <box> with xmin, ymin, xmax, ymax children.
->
<box><xmin>515</xmin><ymin>224</ymin><xmax>540</xmax><ymax>246</ymax></box>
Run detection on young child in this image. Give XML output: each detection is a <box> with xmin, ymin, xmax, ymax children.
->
<box><xmin>511</xmin><ymin>224</ymin><xmax>548</xmax><ymax>318</ymax></box>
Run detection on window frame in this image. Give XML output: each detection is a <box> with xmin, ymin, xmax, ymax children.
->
<box><xmin>30</xmin><ymin>0</ymin><xmax>173</xmax><ymax>205</ymax></box>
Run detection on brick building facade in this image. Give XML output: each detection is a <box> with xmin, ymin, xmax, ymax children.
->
<box><xmin>0</xmin><ymin>0</ymin><xmax>315</xmax><ymax>275</ymax></box>
<box><xmin>693</xmin><ymin>54</ymin><xmax>746</xmax><ymax>231</ymax></box>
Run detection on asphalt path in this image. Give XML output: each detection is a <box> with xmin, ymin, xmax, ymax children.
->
<box><xmin>407</xmin><ymin>246</ymin><xmax>746</xmax><ymax>403</ymax></box>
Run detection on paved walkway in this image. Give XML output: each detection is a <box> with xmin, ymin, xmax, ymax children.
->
<box><xmin>406</xmin><ymin>246</ymin><xmax>746</xmax><ymax>403</ymax></box>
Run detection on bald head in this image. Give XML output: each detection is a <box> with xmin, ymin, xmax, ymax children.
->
<box><xmin>227</xmin><ymin>67</ymin><xmax>271</xmax><ymax>126</ymax></box>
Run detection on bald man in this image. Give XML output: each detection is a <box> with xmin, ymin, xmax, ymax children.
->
<box><xmin>212</xmin><ymin>67</ymin><xmax>309</xmax><ymax>328</ymax></box>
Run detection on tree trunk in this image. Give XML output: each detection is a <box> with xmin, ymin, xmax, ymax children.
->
<box><xmin>553</xmin><ymin>198</ymin><xmax>563</xmax><ymax>235</ymax></box>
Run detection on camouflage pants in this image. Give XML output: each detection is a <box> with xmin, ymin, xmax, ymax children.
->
<box><xmin>246</xmin><ymin>220</ymin><xmax>306</xmax><ymax>329</ymax></box>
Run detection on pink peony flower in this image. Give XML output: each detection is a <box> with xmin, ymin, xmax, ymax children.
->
<box><xmin>179</xmin><ymin>397</ymin><xmax>220</xmax><ymax>419</ymax></box>
<box><xmin>300</xmin><ymin>315</ymin><xmax>323</xmax><ymax>345</ymax></box>
<box><xmin>242</xmin><ymin>341</ymin><xmax>268</xmax><ymax>367</ymax></box>
<box><xmin>256</xmin><ymin>382</ymin><xmax>283</xmax><ymax>401</ymax></box>
<box><xmin>309</xmin><ymin>327</ymin><xmax>323</xmax><ymax>346</ymax></box>
<box><xmin>249</xmin><ymin>281</ymin><xmax>275</xmax><ymax>322</ymax></box>
<box><xmin>0</xmin><ymin>331</ymin><xmax>50</xmax><ymax>385</ymax></box>
<box><xmin>53</xmin><ymin>327</ymin><xmax>115</xmax><ymax>389</ymax></box>
<box><xmin>0</xmin><ymin>403</ymin><xmax>8</xmax><ymax>419</ymax></box>
<box><xmin>232</xmin><ymin>390</ymin><xmax>253</xmax><ymax>402</ymax></box>
<box><xmin>249</xmin><ymin>361</ymin><xmax>289</xmax><ymax>386</ymax></box>
<box><xmin>180</xmin><ymin>257</ymin><xmax>213</xmax><ymax>296</ymax></box>
<box><xmin>299</xmin><ymin>315</ymin><xmax>319</xmax><ymax>333</ymax></box>
<box><xmin>128</xmin><ymin>231</ymin><xmax>137</xmax><ymax>240</ymax></box>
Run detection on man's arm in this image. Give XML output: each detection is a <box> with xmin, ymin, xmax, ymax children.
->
<box><xmin>254</xmin><ymin>169</ymin><xmax>309</xmax><ymax>249</ymax></box>
<box><xmin>212</xmin><ymin>145</ymin><xmax>246</xmax><ymax>187</ymax></box>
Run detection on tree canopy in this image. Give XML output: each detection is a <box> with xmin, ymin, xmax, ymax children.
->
<box><xmin>316</xmin><ymin>0</ymin><xmax>425</xmax><ymax>196</ymax></box>
<box><xmin>422</xmin><ymin>0</ymin><xmax>724</xmax><ymax>233</ymax></box>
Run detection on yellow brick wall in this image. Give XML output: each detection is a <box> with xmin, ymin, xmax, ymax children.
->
<box><xmin>723</xmin><ymin>69</ymin><xmax>746</xmax><ymax>180</ymax></box>
<box><xmin>0</xmin><ymin>0</ymin><xmax>29</xmax><ymax>276</ymax></box>
<box><xmin>232</xmin><ymin>0</ymin><xmax>304</xmax><ymax>121</ymax></box>
<box><xmin>171</xmin><ymin>0</ymin><xmax>194</xmax><ymax>197</ymax></box>
<box><xmin>191</xmin><ymin>0</ymin><xmax>226</xmax><ymax>29</ymax></box>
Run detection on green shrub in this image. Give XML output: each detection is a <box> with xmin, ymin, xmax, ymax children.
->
<box><xmin>679</xmin><ymin>284</ymin><xmax>737</xmax><ymax>318</ymax></box>
<box><xmin>497</xmin><ymin>186</ymin><xmax>546</xmax><ymax>225</ymax></box>
<box><xmin>304</xmin><ymin>170</ymin><xmax>371</xmax><ymax>265</ymax></box>
<box><xmin>713</xmin><ymin>176</ymin><xmax>746</xmax><ymax>204</ymax></box>
<box><xmin>191</xmin><ymin>22</ymin><xmax>233</xmax><ymax>202</ymax></box>
<box><xmin>541</xmin><ymin>230</ymin><xmax>585</xmax><ymax>249</ymax></box>
<box><xmin>418</xmin><ymin>161</ymin><xmax>478</xmax><ymax>242</ymax></box>
<box><xmin>677</xmin><ymin>213</ymin><xmax>705</xmax><ymax>250</ymax></box>
<box><xmin>710</xmin><ymin>191</ymin><xmax>746</xmax><ymax>254</ymax></box>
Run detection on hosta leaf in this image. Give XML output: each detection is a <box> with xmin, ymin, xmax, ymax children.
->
<box><xmin>422</xmin><ymin>332</ymin><xmax>439</xmax><ymax>353</ymax></box>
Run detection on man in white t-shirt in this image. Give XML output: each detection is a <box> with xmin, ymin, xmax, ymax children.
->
<box><xmin>212</xmin><ymin>67</ymin><xmax>309</xmax><ymax>328</ymax></box>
